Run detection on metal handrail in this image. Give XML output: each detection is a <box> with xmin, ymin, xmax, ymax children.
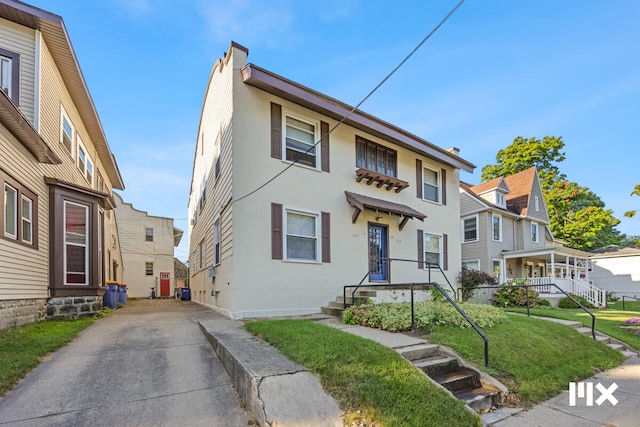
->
<box><xmin>622</xmin><ymin>295</ymin><xmax>640</xmax><ymax>311</ymax></box>
<box><xmin>344</xmin><ymin>258</ymin><xmax>456</xmax><ymax>307</ymax></box>
<box><xmin>474</xmin><ymin>283</ymin><xmax>596</xmax><ymax>340</ymax></box>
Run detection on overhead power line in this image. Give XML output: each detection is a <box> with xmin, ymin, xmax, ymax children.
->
<box><xmin>233</xmin><ymin>0</ymin><xmax>467</xmax><ymax>205</ymax></box>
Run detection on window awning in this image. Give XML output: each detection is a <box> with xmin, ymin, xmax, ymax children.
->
<box><xmin>345</xmin><ymin>191</ymin><xmax>426</xmax><ymax>231</ymax></box>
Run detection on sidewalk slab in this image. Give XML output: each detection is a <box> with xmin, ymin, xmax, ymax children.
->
<box><xmin>196</xmin><ymin>313</ymin><xmax>342</xmax><ymax>427</ymax></box>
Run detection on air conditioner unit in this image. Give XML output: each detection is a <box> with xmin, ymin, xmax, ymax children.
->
<box><xmin>190</xmin><ymin>219</ymin><xmax>196</xmax><ymax>225</ymax></box>
<box><xmin>208</xmin><ymin>267</ymin><xmax>217</xmax><ymax>278</ymax></box>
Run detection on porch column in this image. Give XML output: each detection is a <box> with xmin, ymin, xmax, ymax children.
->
<box><xmin>565</xmin><ymin>256</ymin><xmax>570</xmax><ymax>278</ymax></box>
<box><xmin>573</xmin><ymin>255</ymin><xmax>578</xmax><ymax>279</ymax></box>
<box><xmin>550</xmin><ymin>253</ymin><xmax>555</xmax><ymax>279</ymax></box>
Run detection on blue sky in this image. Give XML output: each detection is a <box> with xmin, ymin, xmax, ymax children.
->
<box><xmin>27</xmin><ymin>0</ymin><xmax>640</xmax><ymax>261</ymax></box>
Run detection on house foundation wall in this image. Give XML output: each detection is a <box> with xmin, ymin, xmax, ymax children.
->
<box><xmin>46</xmin><ymin>296</ymin><xmax>102</xmax><ymax>321</ymax></box>
<box><xmin>0</xmin><ymin>298</ymin><xmax>47</xmax><ymax>330</ymax></box>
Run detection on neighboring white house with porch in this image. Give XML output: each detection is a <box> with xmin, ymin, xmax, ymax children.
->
<box><xmin>590</xmin><ymin>245</ymin><xmax>640</xmax><ymax>299</ymax></box>
<box><xmin>460</xmin><ymin>167</ymin><xmax>604</xmax><ymax>307</ymax></box>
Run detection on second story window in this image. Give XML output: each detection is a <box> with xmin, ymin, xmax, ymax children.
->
<box><xmin>422</xmin><ymin>167</ymin><xmax>440</xmax><ymax>203</ymax></box>
<box><xmin>531</xmin><ymin>222</ymin><xmax>539</xmax><ymax>243</ymax></box>
<box><xmin>356</xmin><ymin>137</ymin><xmax>397</xmax><ymax>177</ymax></box>
<box><xmin>462</xmin><ymin>216</ymin><xmax>478</xmax><ymax>243</ymax></box>
<box><xmin>285</xmin><ymin>115</ymin><xmax>317</xmax><ymax>168</ymax></box>
<box><xmin>77</xmin><ymin>138</ymin><xmax>94</xmax><ymax>186</ymax></box>
<box><xmin>492</xmin><ymin>214</ymin><xmax>502</xmax><ymax>241</ymax></box>
<box><xmin>0</xmin><ymin>48</ymin><xmax>19</xmax><ymax>104</ymax></box>
<box><xmin>145</xmin><ymin>227</ymin><xmax>154</xmax><ymax>242</ymax></box>
<box><xmin>60</xmin><ymin>107</ymin><xmax>74</xmax><ymax>155</ymax></box>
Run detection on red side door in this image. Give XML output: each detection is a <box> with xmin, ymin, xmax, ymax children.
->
<box><xmin>159</xmin><ymin>272</ymin><xmax>170</xmax><ymax>297</ymax></box>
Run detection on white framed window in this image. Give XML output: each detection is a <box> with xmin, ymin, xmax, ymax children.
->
<box><xmin>462</xmin><ymin>215</ymin><xmax>478</xmax><ymax>243</ymax></box>
<box><xmin>199</xmin><ymin>173</ymin><xmax>207</xmax><ymax>210</ymax></box>
<box><xmin>534</xmin><ymin>196</ymin><xmax>539</xmax><ymax>212</ymax></box>
<box><xmin>145</xmin><ymin>227</ymin><xmax>154</xmax><ymax>242</ymax></box>
<box><xmin>0</xmin><ymin>48</ymin><xmax>19</xmax><ymax>104</ymax></box>
<box><xmin>492</xmin><ymin>259</ymin><xmax>503</xmax><ymax>282</ymax></box>
<box><xmin>64</xmin><ymin>201</ymin><xmax>89</xmax><ymax>285</ymax></box>
<box><xmin>423</xmin><ymin>232</ymin><xmax>442</xmax><ymax>266</ymax></box>
<box><xmin>283</xmin><ymin>112</ymin><xmax>319</xmax><ymax>169</ymax></box>
<box><xmin>77</xmin><ymin>137</ymin><xmax>94</xmax><ymax>185</ymax></box>
<box><xmin>496</xmin><ymin>192</ymin><xmax>505</xmax><ymax>208</ymax></box>
<box><xmin>492</xmin><ymin>214</ymin><xmax>502</xmax><ymax>241</ymax></box>
<box><xmin>285</xmin><ymin>208</ymin><xmax>319</xmax><ymax>262</ymax></box>
<box><xmin>60</xmin><ymin>106</ymin><xmax>74</xmax><ymax>155</ymax></box>
<box><xmin>4</xmin><ymin>183</ymin><xmax>17</xmax><ymax>238</ymax></box>
<box><xmin>21</xmin><ymin>195</ymin><xmax>33</xmax><ymax>244</ymax></box>
<box><xmin>213</xmin><ymin>216</ymin><xmax>221</xmax><ymax>265</ymax></box>
<box><xmin>145</xmin><ymin>262</ymin><xmax>153</xmax><ymax>276</ymax></box>
<box><xmin>462</xmin><ymin>259</ymin><xmax>480</xmax><ymax>271</ymax></box>
<box><xmin>422</xmin><ymin>167</ymin><xmax>440</xmax><ymax>203</ymax></box>
<box><xmin>531</xmin><ymin>222</ymin><xmax>539</xmax><ymax>243</ymax></box>
<box><xmin>0</xmin><ymin>55</ymin><xmax>12</xmax><ymax>98</ymax></box>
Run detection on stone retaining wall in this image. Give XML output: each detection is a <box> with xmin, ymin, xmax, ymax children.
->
<box><xmin>46</xmin><ymin>296</ymin><xmax>102</xmax><ymax>320</ymax></box>
<box><xmin>0</xmin><ymin>298</ymin><xmax>47</xmax><ymax>330</ymax></box>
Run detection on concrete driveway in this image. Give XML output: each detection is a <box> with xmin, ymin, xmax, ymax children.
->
<box><xmin>0</xmin><ymin>299</ymin><xmax>252</xmax><ymax>426</ymax></box>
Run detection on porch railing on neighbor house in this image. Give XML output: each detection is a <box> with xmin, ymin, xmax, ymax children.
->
<box><xmin>526</xmin><ymin>277</ymin><xmax>606</xmax><ymax>308</ymax></box>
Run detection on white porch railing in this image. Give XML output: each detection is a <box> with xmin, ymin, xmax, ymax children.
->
<box><xmin>519</xmin><ymin>277</ymin><xmax>606</xmax><ymax>308</ymax></box>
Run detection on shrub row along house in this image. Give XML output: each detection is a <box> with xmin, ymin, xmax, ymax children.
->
<box><xmin>0</xmin><ymin>0</ymin><xmax>125</xmax><ymax>328</ymax></box>
<box><xmin>187</xmin><ymin>42</ymin><xmax>476</xmax><ymax>318</ymax></box>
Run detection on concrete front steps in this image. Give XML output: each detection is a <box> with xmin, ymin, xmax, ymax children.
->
<box><xmin>397</xmin><ymin>342</ymin><xmax>507</xmax><ymax>414</ymax></box>
<box><xmin>320</xmin><ymin>289</ymin><xmax>377</xmax><ymax>318</ymax></box>
<box><xmin>524</xmin><ymin>315</ymin><xmax>638</xmax><ymax>358</ymax></box>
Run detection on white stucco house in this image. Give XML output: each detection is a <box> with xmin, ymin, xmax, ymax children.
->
<box><xmin>113</xmin><ymin>193</ymin><xmax>183</xmax><ymax>298</ymax></box>
<box><xmin>590</xmin><ymin>245</ymin><xmax>640</xmax><ymax>299</ymax></box>
<box><xmin>187</xmin><ymin>42</ymin><xmax>476</xmax><ymax>319</ymax></box>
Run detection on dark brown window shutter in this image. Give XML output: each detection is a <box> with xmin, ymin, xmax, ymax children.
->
<box><xmin>270</xmin><ymin>103</ymin><xmax>282</xmax><ymax>159</ymax></box>
<box><xmin>417</xmin><ymin>229</ymin><xmax>424</xmax><ymax>269</ymax></box>
<box><xmin>441</xmin><ymin>168</ymin><xmax>447</xmax><ymax>206</ymax></box>
<box><xmin>443</xmin><ymin>233</ymin><xmax>448</xmax><ymax>271</ymax></box>
<box><xmin>321</xmin><ymin>212</ymin><xmax>330</xmax><ymax>263</ymax></box>
<box><xmin>271</xmin><ymin>203</ymin><xmax>283</xmax><ymax>260</ymax></box>
<box><xmin>416</xmin><ymin>159</ymin><xmax>423</xmax><ymax>199</ymax></box>
<box><xmin>320</xmin><ymin>121</ymin><xmax>330</xmax><ymax>172</ymax></box>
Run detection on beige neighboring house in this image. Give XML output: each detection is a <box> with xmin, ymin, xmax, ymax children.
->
<box><xmin>460</xmin><ymin>167</ymin><xmax>604</xmax><ymax>306</ymax></box>
<box><xmin>590</xmin><ymin>245</ymin><xmax>640</xmax><ymax>299</ymax></box>
<box><xmin>187</xmin><ymin>41</ymin><xmax>476</xmax><ymax>319</ymax></box>
<box><xmin>0</xmin><ymin>0</ymin><xmax>125</xmax><ymax>329</ymax></box>
<box><xmin>113</xmin><ymin>193</ymin><xmax>183</xmax><ymax>299</ymax></box>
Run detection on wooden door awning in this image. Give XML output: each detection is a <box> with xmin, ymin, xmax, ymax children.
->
<box><xmin>345</xmin><ymin>191</ymin><xmax>426</xmax><ymax>230</ymax></box>
<box><xmin>355</xmin><ymin>168</ymin><xmax>409</xmax><ymax>192</ymax></box>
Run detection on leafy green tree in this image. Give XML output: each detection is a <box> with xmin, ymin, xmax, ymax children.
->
<box><xmin>482</xmin><ymin>136</ymin><xmax>623</xmax><ymax>251</ymax></box>
<box><xmin>624</xmin><ymin>185</ymin><xmax>640</xmax><ymax>219</ymax></box>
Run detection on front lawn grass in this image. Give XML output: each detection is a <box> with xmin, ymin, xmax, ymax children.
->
<box><xmin>245</xmin><ymin>319</ymin><xmax>481</xmax><ymax>427</ymax></box>
<box><xmin>506</xmin><ymin>306</ymin><xmax>640</xmax><ymax>351</ymax></box>
<box><xmin>428</xmin><ymin>313</ymin><xmax>623</xmax><ymax>405</ymax></box>
<box><xmin>0</xmin><ymin>318</ymin><xmax>95</xmax><ymax>396</ymax></box>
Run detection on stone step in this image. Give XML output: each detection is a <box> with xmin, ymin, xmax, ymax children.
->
<box><xmin>595</xmin><ymin>335</ymin><xmax>611</xmax><ymax>344</ymax></box>
<box><xmin>396</xmin><ymin>343</ymin><xmax>440</xmax><ymax>361</ymax></box>
<box><xmin>320</xmin><ymin>306</ymin><xmax>343</xmax><ymax>318</ymax></box>
<box><xmin>432</xmin><ymin>368</ymin><xmax>480</xmax><ymax>393</ymax></box>
<box><xmin>607</xmin><ymin>343</ymin><xmax>624</xmax><ymax>351</ymax></box>
<box><xmin>455</xmin><ymin>385</ymin><xmax>501</xmax><ymax>413</ymax></box>
<box><xmin>414</xmin><ymin>355</ymin><xmax>459</xmax><ymax>376</ymax></box>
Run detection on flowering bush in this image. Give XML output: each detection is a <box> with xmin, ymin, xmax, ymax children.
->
<box><xmin>624</xmin><ymin>317</ymin><xmax>640</xmax><ymax>327</ymax></box>
<box><xmin>492</xmin><ymin>285</ymin><xmax>539</xmax><ymax>307</ymax></box>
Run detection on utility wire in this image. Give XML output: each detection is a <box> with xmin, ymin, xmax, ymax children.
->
<box><xmin>233</xmin><ymin>0</ymin><xmax>466</xmax><ymax>205</ymax></box>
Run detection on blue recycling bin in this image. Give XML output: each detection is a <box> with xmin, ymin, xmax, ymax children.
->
<box><xmin>180</xmin><ymin>287</ymin><xmax>191</xmax><ymax>301</ymax></box>
<box><xmin>118</xmin><ymin>284</ymin><xmax>127</xmax><ymax>305</ymax></box>
<box><xmin>103</xmin><ymin>282</ymin><xmax>119</xmax><ymax>309</ymax></box>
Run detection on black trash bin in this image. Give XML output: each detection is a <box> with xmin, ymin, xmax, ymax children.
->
<box><xmin>180</xmin><ymin>287</ymin><xmax>191</xmax><ymax>301</ymax></box>
<box><xmin>103</xmin><ymin>282</ymin><xmax>119</xmax><ymax>309</ymax></box>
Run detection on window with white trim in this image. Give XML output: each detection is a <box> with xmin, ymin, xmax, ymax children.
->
<box><xmin>284</xmin><ymin>113</ymin><xmax>318</xmax><ymax>168</ymax></box>
<box><xmin>422</xmin><ymin>167</ymin><xmax>440</xmax><ymax>203</ymax></box>
<box><xmin>423</xmin><ymin>232</ymin><xmax>441</xmax><ymax>266</ymax></box>
<box><xmin>2</xmin><ymin>170</ymin><xmax>37</xmax><ymax>248</ymax></box>
<box><xmin>0</xmin><ymin>55</ymin><xmax>12</xmax><ymax>98</ymax></box>
<box><xmin>492</xmin><ymin>214</ymin><xmax>502</xmax><ymax>241</ymax></box>
<box><xmin>462</xmin><ymin>215</ymin><xmax>478</xmax><ymax>243</ymax></box>
<box><xmin>145</xmin><ymin>262</ymin><xmax>153</xmax><ymax>276</ymax></box>
<box><xmin>77</xmin><ymin>137</ymin><xmax>94</xmax><ymax>185</ymax></box>
<box><xmin>64</xmin><ymin>201</ymin><xmax>89</xmax><ymax>285</ymax></box>
<box><xmin>60</xmin><ymin>107</ymin><xmax>74</xmax><ymax>155</ymax></box>
<box><xmin>535</xmin><ymin>196</ymin><xmax>539</xmax><ymax>212</ymax></box>
<box><xmin>0</xmin><ymin>48</ymin><xmax>19</xmax><ymax>104</ymax></box>
<box><xmin>285</xmin><ymin>208</ymin><xmax>319</xmax><ymax>261</ymax></box>
<box><xmin>462</xmin><ymin>259</ymin><xmax>480</xmax><ymax>271</ymax></box>
<box><xmin>145</xmin><ymin>227</ymin><xmax>154</xmax><ymax>242</ymax></box>
<box><xmin>492</xmin><ymin>259</ymin><xmax>502</xmax><ymax>281</ymax></box>
<box><xmin>531</xmin><ymin>222</ymin><xmax>539</xmax><ymax>243</ymax></box>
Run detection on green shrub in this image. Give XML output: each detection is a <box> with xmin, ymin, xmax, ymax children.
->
<box><xmin>536</xmin><ymin>299</ymin><xmax>551</xmax><ymax>307</ymax></box>
<box><xmin>492</xmin><ymin>285</ymin><xmax>539</xmax><ymax>307</ymax></box>
<box><xmin>457</xmin><ymin>266</ymin><xmax>497</xmax><ymax>301</ymax></box>
<box><xmin>558</xmin><ymin>295</ymin><xmax>592</xmax><ymax>309</ymax></box>
<box><xmin>342</xmin><ymin>301</ymin><xmax>507</xmax><ymax>332</ymax></box>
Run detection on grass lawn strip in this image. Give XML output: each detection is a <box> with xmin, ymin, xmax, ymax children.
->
<box><xmin>0</xmin><ymin>318</ymin><xmax>95</xmax><ymax>396</ymax></box>
<box><xmin>428</xmin><ymin>313</ymin><xmax>624</xmax><ymax>405</ymax></box>
<box><xmin>506</xmin><ymin>306</ymin><xmax>640</xmax><ymax>351</ymax></box>
<box><xmin>245</xmin><ymin>319</ymin><xmax>481</xmax><ymax>427</ymax></box>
